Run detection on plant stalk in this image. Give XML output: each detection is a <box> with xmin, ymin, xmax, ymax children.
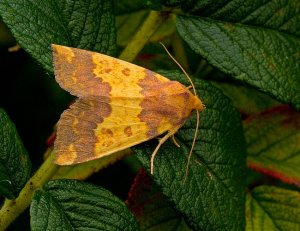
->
<box><xmin>119</xmin><ymin>10</ymin><xmax>165</xmax><ymax>62</ymax></box>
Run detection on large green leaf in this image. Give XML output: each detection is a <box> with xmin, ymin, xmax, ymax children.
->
<box><xmin>214</xmin><ymin>82</ymin><xmax>280</xmax><ymax>116</ymax></box>
<box><xmin>178</xmin><ymin>0</ymin><xmax>300</xmax><ymax>36</ymax></box>
<box><xmin>150</xmin><ymin>0</ymin><xmax>300</xmax><ymax>36</ymax></box>
<box><xmin>176</xmin><ymin>15</ymin><xmax>300</xmax><ymax>110</ymax></box>
<box><xmin>30</xmin><ymin>179</ymin><xmax>138</xmax><ymax>231</ymax></box>
<box><xmin>246</xmin><ymin>186</ymin><xmax>300</xmax><ymax>231</ymax></box>
<box><xmin>0</xmin><ymin>0</ymin><xmax>116</xmax><ymax>71</ymax></box>
<box><xmin>134</xmin><ymin>70</ymin><xmax>246</xmax><ymax>230</ymax></box>
<box><xmin>245</xmin><ymin>105</ymin><xmax>300</xmax><ymax>187</ymax></box>
<box><xmin>0</xmin><ymin>108</ymin><xmax>31</xmax><ymax>199</ymax></box>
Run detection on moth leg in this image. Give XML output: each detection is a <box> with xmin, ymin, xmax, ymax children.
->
<box><xmin>150</xmin><ymin>133</ymin><xmax>172</xmax><ymax>175</ymax></box>
<box><xmin>150</xmin><ymin>127</ymin><xmax>181</xmax><ymax>175</ymax></box>
<box><xmin>187</xmin><ymin>85</ymin><xmax>192</xmax><ymax>90</ymax></box>
<box><xmin>172</xmin><ymin>135</ymin><xmax>180</xmax><ymax>148</ymax></box>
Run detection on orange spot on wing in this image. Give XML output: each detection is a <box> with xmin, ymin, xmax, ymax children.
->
<box><xmin>103</xmin><ymin>140</ymin><xmax>114</xmax><ymax>147</ymax></box>
<box><xmin>124</xmin><ymin>126</ymin><xmax>133</xmax><ymax>137</ymax></box>
<box><xmin>122</xmin><ymin>68</ymin><xmax>130</xmax><ymax>76</ymax></box>
<box><xmin>101</xmin><ymin>128</ymin><xmax>113</xmax><ymax>137</ymax></box>
<box><xmin>104</xmin><ymin>68</ymin><xmax>112</xmax><ymax>73</ymax></box>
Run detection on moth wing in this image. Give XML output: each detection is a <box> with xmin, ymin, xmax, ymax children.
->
<box><xmin>54</xmin><ymin>97</ymin><xmax>175</xmax><ymax>165</ymax></box>
<box><xmin>52</xmin><ymin>44</ymin><xmax>170</xmax><ymax>98</ymax></box>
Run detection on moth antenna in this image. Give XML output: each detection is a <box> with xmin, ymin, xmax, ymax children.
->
<box><xmin>184</xmin><ymin>109</ymin><xmax>200</xmax><ymax>182</ymax></box>
<box><xmin>159</xmin><ymin>42</ymin><xmax>197</xmax><ymax>97</ymax></box>
<box><xmin>160</xmin><ymin>42</ymin><xmax>200</xmax><ymax>182</ymax></box>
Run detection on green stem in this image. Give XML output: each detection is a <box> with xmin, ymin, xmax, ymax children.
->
<box><xmin>0</xmin><ymin>150</ymin><xmax>59</xmax><ymax>231</ymax></box>
<box><xmin>119</xmin><ymin>10</ymin><xmax>165</xmax><ymax>62</ymax></box>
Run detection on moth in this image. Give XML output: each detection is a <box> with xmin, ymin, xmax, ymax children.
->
<box><xmin>52</xmin><ymin>44</ymin><xmax>205</xmax><ymax>175</ymax></box>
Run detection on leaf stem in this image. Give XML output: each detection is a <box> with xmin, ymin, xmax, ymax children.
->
<box><xmin>0</xmin><ymin>149</ymin><xmax>59</xmax><ymax>231</ymax></box>
<box><xmin>119</xmin><ymin>10</ymin><xmax>166</xmax><ymax>62</ymax></box>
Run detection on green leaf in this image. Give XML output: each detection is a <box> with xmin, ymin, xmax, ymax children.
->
<box><xmin>214</xmin><ymin>82</ymin><xmax>280</xmax><ymax>116</ymax></box>
<box><xmin>127</xmin><ymin>169</ymin><xmax>191</xmax><ymax>231</ymax></box>
<box><xmin>0</xmin><ymin>0</ymin><xmax>116</xmax><ymax>71</ymax></box>
<box><xmin>134</xmin><ymin>71</ymin><xmax>247</xmax><ymax>230</ymax></box>
<box><xmin>176</xmin><ymin>15</ymin><xmax>300</xmax><ymax>110</ymax></box>
<box><xmin>0</xmin><ymin>108</ymin><xmax>31</xmax><ymax>199</ymax></box>
<box><xmin>246</xmin><ymin>186</ymin><xmax>300</xmax><ymax>231</ymax></box>
<box><xmin>179</xmin><ymin>0</ymin><xmax>300</xmax><ymax>36</ymax></box>
<box><xmin>245</xmin><ymin>105</ymin><xmax>300</xmax><ymax>187</ymax></box>
<box><xmin>30</xmin><ymin>179</ymin><xmax>138</xmax><ymax>231</ymax></box>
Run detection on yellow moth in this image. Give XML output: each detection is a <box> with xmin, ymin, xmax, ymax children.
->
<box><xmin>52</xmin><ymin>44</ymin><xmax>204</xmax><ymax>176</ymax></box>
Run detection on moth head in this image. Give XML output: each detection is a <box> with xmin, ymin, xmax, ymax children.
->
<box><xmin>193</xmin><ymin>96</ymin><xmax>205</xmax><ymax>111</ymax></box>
